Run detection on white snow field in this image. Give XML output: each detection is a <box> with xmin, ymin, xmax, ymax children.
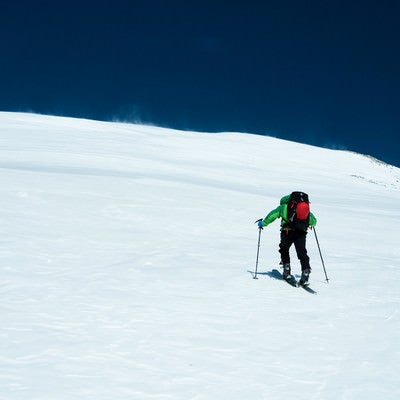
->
<box><xmin>0</xmin><ymin>111</ymin><xmax>399</xmax><ymax>400</ymax></box>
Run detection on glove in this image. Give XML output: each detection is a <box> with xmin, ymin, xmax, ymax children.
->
<box><xmin>257</xmin><ymin>220</ymin><xmax>264</xmax><ymax>229</ymax></box>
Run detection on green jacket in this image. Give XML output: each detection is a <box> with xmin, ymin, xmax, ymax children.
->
<box><xmin>261</xmin><ymin>195</ymin><xmax>317</xmax><ymax>230</ymax></box>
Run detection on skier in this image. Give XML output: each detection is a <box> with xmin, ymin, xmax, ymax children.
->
<box><xmin>257</xmin><ymin>192</ymin><xmax>317</xmax><ymax>285</ymax></box>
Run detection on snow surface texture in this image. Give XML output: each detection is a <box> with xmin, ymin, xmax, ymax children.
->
<box><xmin>1</xmin><ymin>112</ymin><xmax>399</xmax><ymax>399</ymax></box>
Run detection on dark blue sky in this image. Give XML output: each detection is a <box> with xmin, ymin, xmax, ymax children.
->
<box><xmin>1</xmin><ymin>0</ymin><xmax>399</xmax><ymax>166</ymax></box>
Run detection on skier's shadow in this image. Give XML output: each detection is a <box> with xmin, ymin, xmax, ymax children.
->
<box><xmin>247</xmin><ymin>269</ymin><xmax>278</xmax><ymax>280</ymax></box>
<box><xmin>247</xmin><ymin>269</ymin><xmax>300</xmax><ymax>280</ymax></box>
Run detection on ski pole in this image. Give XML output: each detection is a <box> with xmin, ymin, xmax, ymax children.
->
<box><xmin>312</xmin><ymin>227</ymin><xmax>329</xmax><ymax>283</ymax></box>
<box><xmin>254</xmin><ymin>220</ymin><xmax>263</xmax><ymax>279</ymax></box>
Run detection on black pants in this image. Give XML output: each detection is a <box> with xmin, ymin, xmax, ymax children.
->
<box><xmin>279</xmin><ymin>229</ymin><xmax>310</xmax><ymax>271</ymax></box>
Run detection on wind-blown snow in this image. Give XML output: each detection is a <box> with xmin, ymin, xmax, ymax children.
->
<box><xmin>1</xmin><ymin>112</ymin><xmax>399</xmax><ymax>399</ymax></box>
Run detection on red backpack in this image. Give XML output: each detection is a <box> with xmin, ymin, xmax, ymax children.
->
<box><xmin>287</xmin><ymin>191</ymin><xmax>310</xmax><ymax>231</ymax></box>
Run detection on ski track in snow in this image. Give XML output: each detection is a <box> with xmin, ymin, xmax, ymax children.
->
<box><xmin>0</xmin><ymin>112</ymin><xmax>400</xmax><ymax>399</ymax></box>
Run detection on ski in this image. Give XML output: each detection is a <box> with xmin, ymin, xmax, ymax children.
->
<box><xmin>283</xmin><ymin>274</ymin><xmax>297</xmax><ymax>287</ymax></box>
<box><xmin>297</xmin><ymin>281</ymin><xmax>317</xmax><ymax>294</ymax></box>
<box><xmin>270</xmin><ymin>269</ymin><xmax>317</xmax><ymax>293</ymax></box>
<box><xmin>270</xmin><ymin>269</ymin><xmax>297</xmax><ymax>287</ymax></box>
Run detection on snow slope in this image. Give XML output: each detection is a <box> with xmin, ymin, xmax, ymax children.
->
<box><xmin>1</xmin><ymin>112</ymin><xmax>399</xmax><ymax>400</ymax></box>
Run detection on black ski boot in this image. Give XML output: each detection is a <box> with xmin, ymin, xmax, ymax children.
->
<box><xmin>299</xmin><ymin>269</ymin><xmax>311</xmax><ymax>286</ymax></box>
<box><xmin>282</xmin><ymin>264</ymin><xmax>292</xmax><ymax>280</ymax></box>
